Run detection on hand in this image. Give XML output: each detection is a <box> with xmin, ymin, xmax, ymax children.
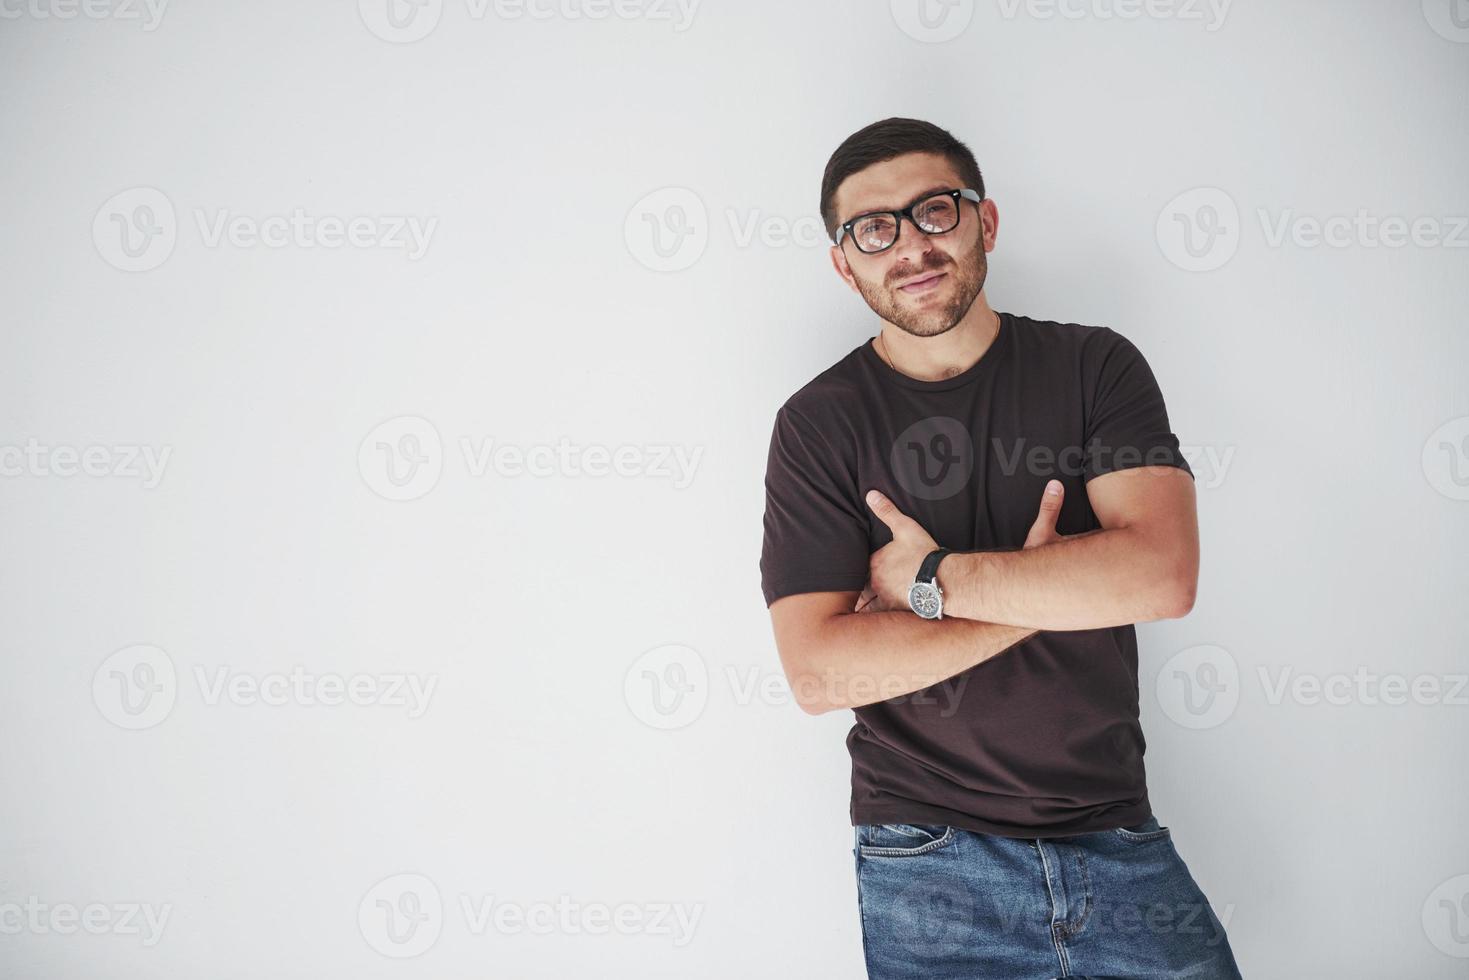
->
<box><xmin>862</xmin><ymin>489</ymin><xmax>940</xmax><ymax>612</ymax></box>
<box><xmin>856</xmin><ymin>480</ymin><xmax>1067</xmax><ymax>613</ymax></box>
<box><xmin>853</xmin><ymin>583</ymin><xmax>897</xmax><ymax>614</ymax></box>
<box><xmin>1023</xmin><ymin>479</ymin><xmax>1066</xmax><ymax>549</ymax></box>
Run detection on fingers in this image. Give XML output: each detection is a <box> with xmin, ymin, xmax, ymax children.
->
<box><xmin>1023</xmin><ymin>479</ymin><xmax>1064</xmax><ymax>548</ymax></box>
<box><xmin>864</xmin><ymin>489</ymin><xmax>914</xmax><ymax>533</ymax></box>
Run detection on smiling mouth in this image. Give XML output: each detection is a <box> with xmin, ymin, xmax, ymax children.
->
<box><xmin>898</xmin><ymin>271</ymin><xmax>946</xmax><ymax>293</ymax></box>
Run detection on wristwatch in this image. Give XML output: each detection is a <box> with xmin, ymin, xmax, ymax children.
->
<box><xmin>907</xmin><ymin>548</ymin><xmax>953</xmax><ymax>620</ymax></box>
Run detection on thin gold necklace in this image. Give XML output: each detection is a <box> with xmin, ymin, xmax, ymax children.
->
<box><xmin>879</xmin><ymin>310</ymin><xmax>1000</xmax><ymax>377</ymax></box>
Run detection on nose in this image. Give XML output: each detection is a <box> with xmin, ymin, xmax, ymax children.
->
<box><xmin>887</xmin><ymin>213</ymin><xmax>936</xmax><ymax>269</ymax></box>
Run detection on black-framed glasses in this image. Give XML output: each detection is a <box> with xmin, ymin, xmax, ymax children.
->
<box><xmin>834</xmin><ymin>187</ymin><xmax>982</xmax><ymax>254</ymax></box>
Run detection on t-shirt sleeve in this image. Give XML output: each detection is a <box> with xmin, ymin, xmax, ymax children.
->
<box><xmin>1082</xmin><ymin>329</ymin><xmax>1194</xmax><ymax>482</ymax></box>
<box><xmin>759</xmin><ymin>404</ymin><xmax>871</xmax><ymax>607</ymax></box>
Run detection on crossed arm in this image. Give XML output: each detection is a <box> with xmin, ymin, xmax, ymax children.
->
<box><xmin>867</xmin><ymin>464</ymin><xmax>1198</xmax><ymax>630</ymax></box>
<box><xmin>768</xmin><ymin>466</ymin><xmax>1198</xmax><ymax>714</ymax></box>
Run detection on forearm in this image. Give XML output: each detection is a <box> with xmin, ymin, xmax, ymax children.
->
<box><xmin>794</xmin><ymin>612</ymin><xmax>1037</xmax><ymax>714</ymax></box>
<box><xmin>939</xmin><ymin>527</ymin><xmax>1193</xmax><ymax>630</ymax></box>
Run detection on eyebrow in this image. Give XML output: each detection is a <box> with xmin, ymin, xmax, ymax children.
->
<box><xmin>843</xmin><ymin>184</ymin><xmax>956</xmax><ymax>224</ymax></box>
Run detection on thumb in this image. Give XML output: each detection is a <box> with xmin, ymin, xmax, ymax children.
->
<box><xmin>1026</xmin><ymin>480</ymin><xmax>1064</xmax><ymax>540</ymax></box>
<box><xmin>865</xmin><ymin>489</ymin><xmax>913</xmax><ymax>533</ymax></box>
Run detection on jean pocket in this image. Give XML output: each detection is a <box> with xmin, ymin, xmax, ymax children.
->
<box><xmin>856</xmin><ymin>823</ymin><xmax>956</xmax><ymax>857</ymax></box>
<box><xmin>1111</xmin><ymin>815</ymin><xmax>1172</xmax><ymax>843</ymax></box>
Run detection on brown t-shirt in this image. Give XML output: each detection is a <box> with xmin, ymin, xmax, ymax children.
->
<box><xmin>759</xmin><ymin>311</ymin><xmax>1194</xmax><ymax>839</ymax></box>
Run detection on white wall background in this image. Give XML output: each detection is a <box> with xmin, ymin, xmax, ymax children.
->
<box><xmin>1</xmin><ymin>1</ymin><xmax>1466</xmax><ymax>976</ymax></box>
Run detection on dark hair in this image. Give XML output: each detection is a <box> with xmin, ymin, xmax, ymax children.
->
<box><xmin>819</xmin><ymin>117</ymin><xmax>985</xmax><ymax>244</ymax></box>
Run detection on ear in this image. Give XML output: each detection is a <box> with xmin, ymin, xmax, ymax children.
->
<box><xmin>979</xmin><ymin>198</ymin><xmax>1000</xmax><ymax>252</ymax></box>
<box><xmin>829</xmin><ymin>244</ymin><xmax>860</xmax><ymax>294</ymax></box>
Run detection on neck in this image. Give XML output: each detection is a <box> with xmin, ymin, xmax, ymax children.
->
<box><xmin>878</xmin><ymin>299</ymin><xmax>1001</xmax><ymax>382</ymax></box>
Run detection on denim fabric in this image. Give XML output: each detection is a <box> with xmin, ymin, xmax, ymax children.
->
<box><xmin>853</xmin><ymin>816</ymin><xmax>1242</xmax><ymax>979</ymax></box>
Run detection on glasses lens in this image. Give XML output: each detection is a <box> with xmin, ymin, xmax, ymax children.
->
<box><xmin>853</xmin><ymin>214</ymin><xmax>898</xmax><ymax>253</ymax></box>
<box><xmin>847</xmin><ymin>193</ymin><xmax>963</xmax><ymax>252</ymax></box>
<box><xmin>914</xmin><ymin>193</ymin><xmax>959</xmax><ymax>234</ymax></box>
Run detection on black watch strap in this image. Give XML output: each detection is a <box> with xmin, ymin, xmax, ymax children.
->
<box><xmin>916</xmin><ymin>548</ymin><xmax>953</xmax><ymax>585</ymax></box>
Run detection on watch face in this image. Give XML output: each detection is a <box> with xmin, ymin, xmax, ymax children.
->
<box><xmin>908</xmin><ymin>582</ymin><xmax>942</xmax><ymax>619</ymax></box>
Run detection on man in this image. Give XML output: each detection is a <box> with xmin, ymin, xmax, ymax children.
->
<box><xmin>759</xmin><ymin>117</ymin><xmax>1243</xmax><ymax>979</ymax></box>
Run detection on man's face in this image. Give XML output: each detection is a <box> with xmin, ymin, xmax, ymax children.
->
<box><xmin>830</xmin><ymin>152</ymin><xmax>993</xmax><ymax>339</ymax></box>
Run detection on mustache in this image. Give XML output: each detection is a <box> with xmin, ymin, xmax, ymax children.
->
<box><xmin>889</xmin><ymin>260</ymin><xmax>951</xmax><ymax>287</ymax></box>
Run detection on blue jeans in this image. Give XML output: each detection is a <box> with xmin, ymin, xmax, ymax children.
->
<box><xmin>853</xmin><ymin>816</ymin><xmax>1243</xmax><ymax>979</ymax></box>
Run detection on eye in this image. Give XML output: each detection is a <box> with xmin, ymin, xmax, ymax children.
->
<box><xmin>916</xmin><ymin>198</ymin><xmax>957</xmax><ymax>228</ymax></box>
<box><xmin>856</xmin><ymin>215</ymin><xmax>895</xmax><ymax>235</ymax></box>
